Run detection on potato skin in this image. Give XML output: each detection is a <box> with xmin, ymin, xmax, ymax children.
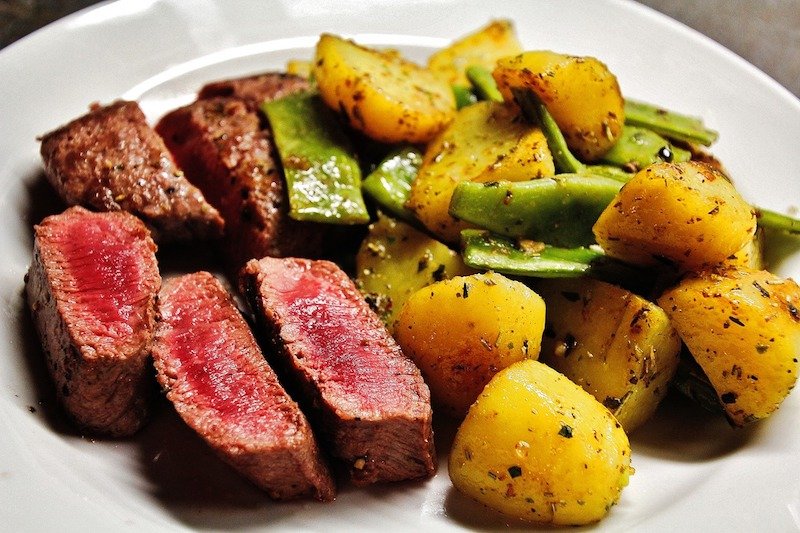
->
<box><xmin>593</xmin><ymin>161</ymin><xmax>756</xmax><ymax>269</ymax></box>
<box><xmin>394</xmin><ymin>272</ymin><xmax>545</xmax><ymax>417</ymax></box>
<box><xmin>658</xmin><ymin>267</ymin><xmax>800</xmax><ymax>426</ymax></box>
<box><xmin>537</xmin><ymin>278</ymin><xmax>681</xmax><ymax>433</ymax></box>
<box><xmin>449</xmin><ymin>359</ymin><xmax>632</xmax><ymax>525</ymax></box>
<box><xmin>407</xmin><ymin>101</ymin><xmax>554</xmax><ymax>243</ymax></box>
<box><xmin>493</xmin><ymin>50</ymin><xmax>624</xmax><ymax>161</ymax></box>
<box><xmin>314</xmin><ymin>34</ymin><xmax>455</xmax><ymax>144</ymax></box>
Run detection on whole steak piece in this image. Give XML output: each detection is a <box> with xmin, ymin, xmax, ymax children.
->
<box><xmin>151</xmin><ymin>271</ymin><xmax>335</xmax><ymax>501</ymax></box>
<box><xmin>39</xmin><ymin>100</ymin><xmax>224</xmax><ymax>242</ymax></box>
<box><xmin>241</xmin><ymin>257</ymin><xmax>437</xmax><ymax>485</ymax></box>
<box><xmin>156</xmin><ymin>96</ymin><xmax>324</xmax><ymax>271</ymax></box>
<box><xmin>25</xmin><ymin>206</ymin><xmax>160</xmax><ymax>436</ymax></box>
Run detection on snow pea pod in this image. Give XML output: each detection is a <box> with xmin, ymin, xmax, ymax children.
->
<box><xmin>624</xmin><ymin>99</ymin><xmax>718</xmax><ymax>146</ymax></box>
<box><xmin>362</xmin><ymin>146</ymin><xmax>422</xmax><ymax>223</ymax></box>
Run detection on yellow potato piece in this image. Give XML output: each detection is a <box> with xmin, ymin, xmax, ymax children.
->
<box><xmin>394</xmin><ymin>272</ymin><xmax>545</xmax><ymax>417</ymax></box>
<box><xmin>428</xmin><ymin>20</ymin><xmax>522</xmax><ymax>86</ymax></box>
<box><xmin>449</xmin><ymin>359</ymin><xmax>632</xmax><ymax>525</ymax></box>
<box><xmin>537</xmin><ymin>278</ymin><xmax>681</xmax><ymax>433</ymax></box>
<box><xmin>313</xmin><ymin>34</ymin><xmax>455</xmax><ymax>144</ymax></box>
<box><xmin>285</xmin><ymin>59</ymin><xmax>312</xmax><ymax>78</ymax></box>
<box><xmin>407</xmin><ymin>101</ymin><xmax>554</xmax><ymax>243</ymax></box>
<box><xmin>658</xmin><ymin>267</ymin><xmax>800</xmax><ymax>426</ymax></box>
<box><xmin>593</xmin><ymin>161</ymin><xmax>756</xmax><ymax>269</ymax></box>
<box><xmin>493</xmin><ymin>50</ymin><xmax>624</xmax><ymax>161</ymax></box>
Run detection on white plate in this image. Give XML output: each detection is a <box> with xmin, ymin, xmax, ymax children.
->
<box><xmin>1</xmin><ymin>0</ymin><xmax>799</xmax><ymax>531</ymax></box>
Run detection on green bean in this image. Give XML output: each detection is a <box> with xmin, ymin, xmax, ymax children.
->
<box><xmin>460</xmin><ymin>229</ymin><xmax>603</xmax><ymax>278</ymax></box>
<box><xmin>362</xmin><ymin>146</ymin><xmax>422</xmax><ymax>223</ymax></box>
<box><xmin>452</xmin><ymin>84</ymin><xmax>478</xmax><ymax>109</ymax></box>
<box><xmin>601</xmin><ymin>125</ymin><xmax>691</xmax><ymax>171</ymax></box>
<box><xmin>465</xmin><ymin>65</ymin><xmax>504</xmax><ymax>103</ymax></box>
<box><xmin>624</xmin><ymin>99</ymin><xmax>718</xmax><ymax>146</ymax></box>
<box><xmin>511</xmin><ymin>87</ymin><xmax>586</xmax><ymax>174</ymax></box>
<box><xmin>263</xmin><ymin>91</ymin><xmax>369</xmax><ymax>224</ymax></box>
<box><xmin>449</xmin><ymin>175</ymin><xmax>622</xmax><ymax>248</ymax></box>
<box><xmin>755</xmin><ymin>207</ymin><xmax>800</xmax><ymax>235</ymax></box>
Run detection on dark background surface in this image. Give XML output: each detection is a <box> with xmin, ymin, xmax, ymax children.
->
<box><xmin>1</xmin><ymin>0</ymin><xmax>799</xmax><ymax>98</ymax></box>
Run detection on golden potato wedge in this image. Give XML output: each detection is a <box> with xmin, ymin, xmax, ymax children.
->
<box><xmin>407</xmin><ymin>101</ymin><xmax>554</xmax><ymax>242</ymax></box>
<box><xmin>428</xmin><ymin>20</ymin><xmax>522</xmax><ymax>86</ymax></box>
<box><xmin>313</xmin><ymin>34</ymin><xmax>455</xmax><ymax>143</ymax></box>
<box><xmin>658</xmin><ymin>266</ymin><xmax>800</xmax><ymax>426</ymax></box>
<box><xmin>356</xmin><ymin>213</ymin><xmax>473</xmax><ymax>331</ymax></box>
<box><xmin>449</xmin><ymin>359</ymin><xmax>632</xmax><ymax>525</ymax></box>
<box><xmin>286</xmin><ymin>59</ymin><xmax>312</xmax><ymax>78</ymax></box>
<box><xmin>537</xmin><ymin>278</ymin><xmax>681</xmax><ymax>432</ymax></box>
<box><xmin>493</xmin><ymin>50</ymin><xmax>624</xmax><ymax>161</ymax></box>
<box><xmin>593</xmin><ymin>161</ymin><xmax>756</xmax><ymax>269</ymax></box>
<box><xmin>394</xmin><ymin>272</ymin><xmax>545</xmax><ymax>417</ymax></box>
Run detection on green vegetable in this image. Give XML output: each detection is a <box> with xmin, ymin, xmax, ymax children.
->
<box><xmin>756</xmin><ymin>207</ymin><xmax>800</xmax><ymax>235</ymax></box>
<box><xmin>579</xmin><ymin>164</ymin><xmax>634</xmax><ymax>183</ymax></box>
<box><xmin>511</xmin><ymin>87</ymin><xmax>586</xmax><ymax>174</ymax></box>
<box><xmin>362</xmin><ymin>146</ymin><xmax>422</xmax><ymax>223</ymax></box>
<box><xmin>460</xmin><ymin>229</ymin><xmax>603</xmax><ymax>278</ymax></box>
<box><xmin>624</xmin><ymin>99</ymin><xmax>718</xmax><ymax>146</ymax></box>
<box><xmin>449</xmin><ymin>175</ymin><xmax>623</xmax><ymax>248</ymax></box>
<box><xmin>465</xmin><ymin>65</ymin><xmax>504</xmax><ymax>103</ymax></box>
<box><xmin>452</xmin><ymin>84</ymin><xmax>478</xmax><ymax>109</ymax></box>
<box><xmin>601</xmin><ymin>125</ymin><xmax>691</xmax><ymax>171</ymax></box>
<box><xmin>672</xmin><ymin>355</ymin><xmax>725</xmax><ymax>415</ymax></box>
<box><xmin>263</xmin><ymin>91</ymin><xmax>369</xmax><ymax>224</ymax></box>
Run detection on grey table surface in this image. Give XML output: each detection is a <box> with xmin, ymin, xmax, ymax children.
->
<box><xmin>2</xmin><ymin>0</ymin><xmax>798</xmax><ymax>98</ymax></box>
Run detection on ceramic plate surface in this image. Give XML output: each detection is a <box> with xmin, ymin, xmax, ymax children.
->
<box><xmin>1</xmin><ymin>1</ymin><xmax>799</xmax><ymax>531</ymax></box>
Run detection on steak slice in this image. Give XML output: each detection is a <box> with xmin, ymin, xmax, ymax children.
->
<box><xmin>240</xmin><ymin>257</ymin><xmax>436</xmax><ymax>485</ymax></box>
<box><xmin>25</xmin><ymin>206</ymin><xmax>160</xmax><ymax>436</ymax></box>
<box><xmin>39</xmin><ymin>100</ymin><xmax>224</xmax><ymax>242</ymax></box>
<box><xmin>151</xmin><ymin>272</ymin><xmax>335</xmax><ymax>500</ymax></box>
<box><xmin>198</xmin><ymin>72</ymin><xmax>311</xmax><ymax>113</ymax></box>
<box><xmin>156</xmin><ymin>96</ymin><xmax>324</xmax><ymax>270</ymax></box>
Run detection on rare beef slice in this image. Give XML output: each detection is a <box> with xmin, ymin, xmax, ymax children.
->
<box><xmin>241</xmin><ymin>257</ymin><xmax>437</xmax><ymax>485</ymax></box>
<box><xmin>156</xmin><ymin>96</ymin><xmax>324</xmax><ymax>270</ymax></box>
<box><xmin>151</xmin><ymin>271</ymin><xmax>335</xmax><ymax>501</ymax></box>
<box><xmin>39</xmin><ymin>100</ymin><xmax>224</xmax><ymax>242</ymax></box>
<box><xmin>25</xmin><ymin>206</ymin><xmax>160</xmax><ymax>436</ymax></box>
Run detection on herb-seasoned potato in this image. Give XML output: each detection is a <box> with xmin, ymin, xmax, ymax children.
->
<box><xmin>394</xmin><ymin>272</ymin><xmax>545</xmax><ymax>417</ymax></box>
<box><xmin>493</xmin><ymin>50</ymin><xmax>624</xmax><ymax>161</ymax></box>
<box><xmin>449</xmin><ymin>359</ymin><xmax>632</xmax><ymax>525</ymax></box>
<box><xmin>658</xmin><ymin>266</ymin><xmax>800</xmax><ymax>426</ymax></box>
<box><xmin>313</xmin><ymin>34</ymin><xmax>455</xmax><ymax>144</ymax></box>
<box><xmin>407</xmin><ymin>101</ymin><xmax>554</xmax><ymax>242</ymax></box>
<box><xmin>428</xmin><ymin>20</ymin><xmax>522</xmax><ymax>86</ymax></box>
<box><xmin>356</xmin><ymin>213</ymin><xmax>472</xmax><ymax>331</ymax></box>
<box><xmin>593</xmin><ymin>162</ymin><xmax>757</xmax><ymax>269</ymax></box>
<box><xmin>537</xmin><ymin>278</ymin><xmax>681</xmax><ymax>432</ymax></box>
<box><xmin>285</xmin><ymin>59</ymin><xmax>312</xmax><ymax>78</ymax></box>
<box><xmin>722</xmin><ymin>227</ymin><xmax>764</xmax><ymax>269</ymax></box>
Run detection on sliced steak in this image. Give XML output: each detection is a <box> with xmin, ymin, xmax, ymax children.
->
<box><xmin>156</xmin><ymin>96</ymin><xmax>324</xmax><ymax>271</ymax></box>
<box><xmin>25</xmin><ymin>206</ymin><xmax>160</xmax><ymax>436</ymax></box>
<box><xmin>151</xmin><ymin>272</ymin><xmax>335</xmax><ymax>501</ymax></box>
<box><xmin>39</xmin><ymin>100</ymin><xmax>224</xmax><ymax>242</ymax></box>
<box><xmin>198</xmin><ymin>72</ymin><xmax>311</xmax><ymax>113</ymax></box>
<box><xmin>240</xmin><ymin>257</ymin><xmax>436</xmax><ymax>485</ymax></box>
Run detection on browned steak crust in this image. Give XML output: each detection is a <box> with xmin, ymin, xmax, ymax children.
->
<box><xmin>39</xmin><ymin>101</ymin><xmax>224</xmax><ymax>242</ymax></box>
<box><xmin>152</xmin><ymin>272</ymin><xmax>335</xmax><ymax>501</ymax></box>
<box><xmin>199</xmin><ymin>72</ymin><xmax>312</xmax><ymax>113</ymax></box>
<box><xmin>241</xmin><ymin>257</ymin><xmax>436</xmax><ymax>485</ymax></box>
<box><xmin>25</xmin><ymin>206</ymin><xmax>160</xmax><ymax>436</ymax></box>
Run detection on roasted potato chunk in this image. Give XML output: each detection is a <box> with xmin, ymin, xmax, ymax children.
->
<box><xmin>493</xmin><ymin>50</ymin><xmax>624</xmax><ymax>161</ymax></box>
<box><xmin>394</xmin><ymin>272</ymin><xmax>545</xmax><ymax>417</ymax></box>
<box><xmin>537</xmin><ymin>278</ymin><xmax>681</xmax><ymax>432</ymax></box>
<box><xmin>449</xmin><ymin>359</ymin><xmax>632</xmax><ymax>525</ymax></box>
<box><xmin>314</xmin><ymin>34</ymin><xmax>455</xmax><ymax>143</ymax></box>
<box><xmin>593</xmin><ymin>161</ymin><xmax>756</xmax><ymax>269</ymax></box>
<box><xmin>658</xmin><ymin>266</ymin><xmax>800</xmax><ymax>426</ymax></box>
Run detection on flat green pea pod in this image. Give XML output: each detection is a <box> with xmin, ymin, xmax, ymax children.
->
<box><xmin>450</xmin><ymin>175</ymin><xmax>622</xmax><ymax>248</ymax></box>
<box><xmin>451</xmin><ymin>84</ymin><xmax>478</xmax><ymax>109</ymax></box>
<box><xmin>263</xmin><ymin>91</ymin><xmax>369</xmax><ymax>224</ymax></box>
<box><xmin>361</xmin><ymin>146</ymin><xmax>422</xmax><ymax>223</ymax></box>
<box><xmin>465</xmin><ymin>65</ymin><xmax>504</xmax><ymax>103</ymax></box>
<box><xmin>624</xmin><ymin>99</ymin><xmax>718</xmax><ymax>146</ymax></box>
<box><xmin>460</xmin><ymin>229</ymin><xmax>603</xmax><ymax>278</ymax></box>
<box><xmin>601</xmin><ymin>125</ymin><xmax>691</xmax><ymax>171</ymax></box>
